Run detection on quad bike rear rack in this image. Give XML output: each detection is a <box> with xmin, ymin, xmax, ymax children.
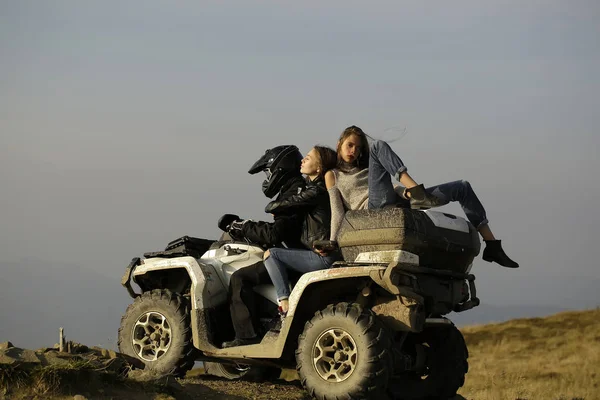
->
<box><xmin>336</xmin><ymin>261</ymin><xmax>480</xmax><ymax>313</ymax></box>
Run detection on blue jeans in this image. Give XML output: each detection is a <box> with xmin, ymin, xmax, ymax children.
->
<box><xmin>367</xmin><ymin>140</ymin><xmax>489</xmax><ymax>229</ymax></box>
<box><xmin>264</xmin><ymin>248</ymin><xmax>340</xmax><ymax>301</ymax></box>
<box><xmin>368</xmin><ymin>140</ymin><xmax>407</xmax><ymax>209</ymax></box>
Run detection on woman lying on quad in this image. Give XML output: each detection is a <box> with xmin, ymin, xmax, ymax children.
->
<box><xmin>327</xmin><ymin>125</ymin><xmax>519</xmax><ymax>268</ymax></box>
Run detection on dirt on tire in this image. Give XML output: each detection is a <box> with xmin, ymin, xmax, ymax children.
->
<box><xmin>118</xmin><ymin>289</ymin><xmax>196</xmax><ymax>378</ymax></box>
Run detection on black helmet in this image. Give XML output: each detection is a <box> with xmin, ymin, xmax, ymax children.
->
<box><xmin>248</xmin><ymin>145</ymin><xmax>302</xmax><ymax>198</ymax></box>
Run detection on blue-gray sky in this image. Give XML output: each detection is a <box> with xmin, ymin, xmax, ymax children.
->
<box><xmin>1</xmin><ymin>0</ymin><xmax>599</xmax><ymax>348</ymax></box>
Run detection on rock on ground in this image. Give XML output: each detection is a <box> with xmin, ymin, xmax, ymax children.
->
<box><xmin>0</xmin><ymin>342</ymin><xmax>14</xmax><ymax>351</ymax></box>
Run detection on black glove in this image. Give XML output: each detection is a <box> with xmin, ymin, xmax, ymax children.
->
<box><xmin>218</xmin><ymin>214</ymin><xmax>241</xmax><ymax>232</ymax></box>
<box><xmin>228</xmin><ymin>219</ymin><xmax>248</xmax><ymax>240</ymax></box>
<box><xmin>265</xmin><ymin>200</ymin><xmax>277</xmax><ymax>214</ymax></box>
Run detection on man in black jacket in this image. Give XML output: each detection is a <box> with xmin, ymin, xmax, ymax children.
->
<box><xmin>221</xmin><ymin>145</ymin><xmax>306</xmax><ymax>348</ymax></box>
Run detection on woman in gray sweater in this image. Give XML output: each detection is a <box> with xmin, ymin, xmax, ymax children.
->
<box><xmin>325</xmin><ymin>125</ymin><xmax>519</xmax><ymax>269</ymax></box>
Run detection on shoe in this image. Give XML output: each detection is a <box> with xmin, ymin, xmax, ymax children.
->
<box><xmin>482</xmin><ymin>240</ymin><xmax>519</xmax><ymax>268</ymax></box>
<box><xmin>406</xmin><ymin>184</ymin><xmax>446</xmax><ymax>210</ymax></box>
<box><xmin>221</xmin><ymin>337</ymin><xmax>260</xmax><ymax>349</ymax></box>
<box><xmin>270</xmin><ymin>318</ymin><xmax>282</xmax><ymax>332</ymax></box>
<box><xmin>269</xmin><ymin>307</ymin><xmax>288</xmax><ymax>332</ymax></box>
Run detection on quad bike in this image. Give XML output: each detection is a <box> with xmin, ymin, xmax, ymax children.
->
<box><xmin>118</xmin><ymin>207</ymin><xmax>480</xmax><ymax>399</ymax></box>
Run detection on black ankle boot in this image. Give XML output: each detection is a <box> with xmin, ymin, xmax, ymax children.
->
<box><xmin>270</xmin><ymin>308</ymin><xmax>287</xmax><ymax>332</ymax></box>
<box><xmin>482</xmin><ymin>240</ymin><xmax>519</xmax><ymax>268</ymax></box>
<box><xmin>406</xmin><ymin>184</ymin><xmax>446</xmax><ymax>210</ymax></box>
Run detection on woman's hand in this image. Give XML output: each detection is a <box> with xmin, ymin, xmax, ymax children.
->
<box><xmin>312</xmin><ymin>240</ymin><xmax>338</xmax><ymax>257</ymax></box>
<box><xmin>314</xmin><ymin>248</ymin><xmax>329</xmax><ymax>257</ymax></box>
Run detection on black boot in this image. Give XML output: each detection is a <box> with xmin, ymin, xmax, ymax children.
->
<box><xmin>406</xmin><ymin>184</ymin><xmax>446</xmax><ymax>210</ymax></box>
<box><xmin>270</xmin><ymin>307</ymin><xmax>287</xmax><ymax>332</ymax></box>
<box><xmin>222</xmin><ymin>336</ymin><xmax>260</xmax><ymax>349</ymax></box>
<box><xmin>482</xmin><ymin>240</ymin><xmax>519</xmax><ymax>268</ymax></box>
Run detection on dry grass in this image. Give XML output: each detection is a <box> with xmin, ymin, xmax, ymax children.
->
<box><xmin>0</xmin><ymin>358</ymin><xmax>131</xmax><ymax>399</ymax></box>
<box><xmin>458</xmin><ymin>308</ymin><xmax>600</xmax><ymax>400</ymax></box>
<box><xmin>0</xmin><ymin>365</ymin><xmax>29</xmax><ymax>392</ymax></box>
<box><xmin>3</xmin><ymin>309</ymin><xmax>599</xmax><ymax>399</ymax></box>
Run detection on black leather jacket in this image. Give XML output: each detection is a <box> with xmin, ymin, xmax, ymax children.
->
<box><xmin>265</xmin><ymin>176</ymin><xmax>331</xmax><ymax>250</ymax></box>
<box><xmin>240</xmin><ymin>175</ymin><xmax>306</xmax><ymax>249</ymax></box>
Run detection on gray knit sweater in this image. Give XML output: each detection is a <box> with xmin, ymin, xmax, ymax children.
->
<box><xmin>328</xmin><ymin>167</ymin><xmax>369</xmax><ymax>240</ymax></box>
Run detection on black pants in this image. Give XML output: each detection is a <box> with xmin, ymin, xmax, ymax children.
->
<box><xmin>228</xmin><ymin>262</ymin><xmax>270</xmax><ymax>339</ymax></box>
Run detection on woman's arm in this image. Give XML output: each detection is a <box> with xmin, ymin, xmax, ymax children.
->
<box><xmin>324</xmin><ymin>170</ymin><xmax>345</xmax><ymax>241</ymax></box>
<box><xmin>328</xmin><ymin>186</ymin><xmax>345</xmax><ymax>241</ymax></box>
<box><xmin>264</xmin><ymin>185</ymin><xmax>319</xmax><ymax>214</ymax></box>
<box><xmin>324</xmin><ymin>170</ymin><xmax>336</xmax><ymax>190</ymax></box>
<box><xmin>267</xmin><ymin>171</ymin><xmax>336</xmax><ymax>214</ymax></box>
<box><xmin>328</xmin><ymin>187</ymin><xmax>345</xmax><ymax>241</ymax></box>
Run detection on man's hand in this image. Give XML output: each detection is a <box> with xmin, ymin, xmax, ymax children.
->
<box><xmin>218</xmin><ymin>214</ymin><xmax>241</xmax><ymax>232</ymax></box>
<box><xmin>228</xmin><ymin>219</ymin><xmax>248</xmax><ymax>240</ymax></box>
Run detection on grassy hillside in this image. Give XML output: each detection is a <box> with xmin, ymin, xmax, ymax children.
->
<box><xmin>458</xmin><ymin>308</ymin><xmax>600</xmax><ymax>400</ymax></box>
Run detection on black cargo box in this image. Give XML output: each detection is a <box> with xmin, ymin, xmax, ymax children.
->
<box><xmin>337</xmin><ymin>208</ymin><xmax>480</xmax><ymax>273</ymax></box>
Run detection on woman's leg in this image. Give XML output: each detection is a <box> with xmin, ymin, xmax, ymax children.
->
<box><xmin>425</xmin><ymin>180</ymin><xmax>519</xmax><ymax>268</ymax></box>
<box><xmin>478</xmin><ymin>224</ymin><xmax>496</xmax><ymax>241</ymax></box>
<box><xmin>264</xmin><ymin>248</ymin><xmax>336</xmax><ymax>311</ymax></box>
<box><xmin>368</xmin><ymin>140</ymin><xmax>442</xmax><ymax>209</ymax></box>
<box><xmin>425</xmin><ymin>180</ymin><xmax>488</xmax><ymax>229</ymax></box>
<box><xmin>367</xmin><ymin>140</ymin><xmax>408</xmax><ymax>209</ymax></box>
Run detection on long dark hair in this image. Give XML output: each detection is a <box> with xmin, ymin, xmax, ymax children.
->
<box><xmin>336</xmin><ymin>125</ymin><xmax>371</xmax><ymax>170</ymax></box>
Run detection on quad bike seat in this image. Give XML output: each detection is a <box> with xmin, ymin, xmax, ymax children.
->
<box><xmin>336</xmin><ymin>208</ymin><xmax>481</xmax><ymax>274</ymax></box>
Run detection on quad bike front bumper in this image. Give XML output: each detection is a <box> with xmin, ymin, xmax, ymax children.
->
<box><xmin>121</xmin><ymin>257</ymin><xmax>141</xmax><ymax>298</ymax></box>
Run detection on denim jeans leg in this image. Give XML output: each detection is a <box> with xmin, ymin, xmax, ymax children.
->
<box><xmin>264</xmin><ymin>248</ymin><xmax>337</xmax><ymax>301</ymax></box>
<box><xmin>368</xmin><ymin>140</ymin><xmax>408</xmax><ymax>209</ymax></box>
<box><xmin>264</xmin><ymin>250</ymin><xmax>291</xmax><ymax>300</ymax></box>
<box><xmin>425</xmin><ymin>180</ymin><xmax>489</xmax><ymax>229</ymax></box>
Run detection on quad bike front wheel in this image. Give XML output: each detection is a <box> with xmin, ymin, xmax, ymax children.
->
<box><xmin>296</xmin><ymin>302</ymin><xmax>392</xmax><ymax>400</ymax></box>
<box><xmin>118</xmin><ymin>289</ymin><xmax>196</xmax><ymax>377</ymax></box>
<box><xmin>389</xmin><ymin>323</ymin><xmax>468</xmax><ymax>399</ymax></box>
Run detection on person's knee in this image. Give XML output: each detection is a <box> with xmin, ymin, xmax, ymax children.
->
<box><xmin>460</xmin><ymin>180</ymin><xmax>472</xmax><ymax>190</ymax></box>
<box><xmin>370</xmin><ymin>139</ymin><xmax>384</xmax><ymax>155</ymax></box>
<box><xmin>229</xmin><ymin>271</ymin><xmax>245</xmax><ymax>291</ymax></box>
<box><xmin>268</xmin><ymin>248</ymin><xmax>283</xmax><ymax>262</ymax></box>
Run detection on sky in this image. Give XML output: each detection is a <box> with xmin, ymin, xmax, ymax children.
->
<box><xmin>1</xmin><ymin>0</ymin><xmax>599</xmax><ymax>349</ymax></box>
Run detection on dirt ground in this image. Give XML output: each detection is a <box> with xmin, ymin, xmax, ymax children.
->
<box><xmin>6</xmin><ymin>309</ymin><xmax>597</xmax><ymax>400</ymax></box>
<box><xmin>179</xmin><ymin>373</ymin><xmax>310</xmax><ymax>400</ymax></box>
<box><xmin>0</xmin><ymin>369</ymin><xmax>311</xmax><ymax>400</ymax></box>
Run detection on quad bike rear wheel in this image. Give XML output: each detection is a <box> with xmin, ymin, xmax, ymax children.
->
<box><xmin>389</xmin><ymin>324</ymin><xmax>468</xmax><ymax>399</ymax></box>
<box><xmin>296</xmin><ymin>302</ymin><xmax>392</xmax><ymax>400</ymax></box>
<box><xmin>118</xmin><ymin>289</ymin><xmax>196</xmax><ymax>377</ymax></box>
